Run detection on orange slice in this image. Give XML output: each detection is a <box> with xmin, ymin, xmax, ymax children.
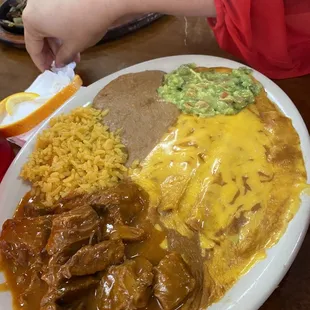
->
<box><xmin>0</xmin><ymin>98</ymin><xmax>5</xmax><ymax>115</ymax></box>
<box><xmin>0</xmin><ymin>75</ymin><xmax>83</xmax><ymax>138</ymax></box>
<box><xmin>4</xmin><ymin>92</ymin><xmax>40</xmax><ymax>116</ymax></box>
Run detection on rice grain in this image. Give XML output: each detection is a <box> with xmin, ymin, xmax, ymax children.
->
<box><xmin>20</xmin><ymin>107</ymin><xmax>128</xmax><ymax>206</ymax></box>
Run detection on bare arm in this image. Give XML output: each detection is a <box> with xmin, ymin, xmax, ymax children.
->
<box><xmin>129</xmin><ymin>0</ymin><xmax>216</xmax><ymax>17</ymax></box>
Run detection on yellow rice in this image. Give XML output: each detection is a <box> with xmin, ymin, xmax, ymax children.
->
<box><xmin>20</xmin><ymin>107</ymin><xmax>128</xmax><ymax>206</ymax></box>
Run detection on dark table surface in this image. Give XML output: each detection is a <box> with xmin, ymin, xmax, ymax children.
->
<box><xmin>0</xmin><ymin>16</ymin><xmax>309</xmax><ymax>310</ymax></box>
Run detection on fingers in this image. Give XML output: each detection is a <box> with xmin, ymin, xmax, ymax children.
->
<box><xmin>24</xmin><ymin>29</ymin><xmax>47</xmax><ymax>72</ymax></box>
<box><xmin>50</xmin><ymin>39</ymin><xmax>80</xmax><ymax>67</ymax></box>
<box><xmin>23</xmin><ymin>7</ymin><xmax>53</xmax><ymax>72</ymax></box>
<box><xmin>41</xmin><ymin>39</ymin><xmax>56</xmax><ymax>70</ymax></box>
<box><xmin>47</xmin><ymin>37</ymin><xmax>62</xmax><ymax>58</ymax></box>
<box><xmin>55</xmin><ymin>42</ymin><xmax>81</xmax><ymax>68</ymax></box>
<box><xmin>74</xmin><ymin>53</ymin><xmax>81</xmax><ymax>64</ymax></box>
<box><xmin>26</xmin><ymin>32</ymin><xmax>81</xmax><ymax>70</ymax></box>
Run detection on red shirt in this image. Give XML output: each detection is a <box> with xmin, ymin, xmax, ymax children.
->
<box><xmin>208</xmin><ymin>0</ymin><xmax>310</xmax><ymax>79</ymax></box>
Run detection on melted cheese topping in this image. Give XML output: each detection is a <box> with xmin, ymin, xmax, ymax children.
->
<box><xmin>132</xmin><ymin>90</ymin><xmax>308</xmax><ymax>305</ymax></box>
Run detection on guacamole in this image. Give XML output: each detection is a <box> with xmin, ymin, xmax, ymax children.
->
<box><xmin>157</xmin><ymin>64</ymin><xmax>262</xmax><ymax>117</ymax></box>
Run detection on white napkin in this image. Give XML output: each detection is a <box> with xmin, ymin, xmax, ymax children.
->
<box><xmin>7</xmin><ymin>62</ymin><xmax>83</xmax><ymax>147</ymax></box>
<box><xmin>26</xmin><ymin>62</ymin><xmax>76</xmax><ymax>96</ymax></box>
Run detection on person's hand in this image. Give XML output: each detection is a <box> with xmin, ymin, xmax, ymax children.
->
<box><xmin>23</xmin><ymin>0</ymin><xmax>216</xmax><ymax>71</ymax></box>
<box><xmin>23</xmin><ymin>0</ymin><xmax>127</xmax><ymax>71</ymax></box>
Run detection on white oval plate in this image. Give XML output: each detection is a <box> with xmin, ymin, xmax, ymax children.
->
<box><xmin>0</xmin><ymin>55</ymin><xmax>309</xmax><ymax>310</ymax></box>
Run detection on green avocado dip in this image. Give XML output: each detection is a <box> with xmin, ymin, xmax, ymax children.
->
<box><xmin>157</xmin><ymin>64</ymin><xmax>262</xmax><ymax>117</ymax></box>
